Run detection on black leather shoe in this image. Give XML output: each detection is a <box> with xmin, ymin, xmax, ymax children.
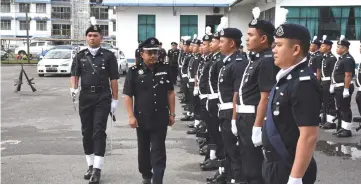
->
<box><xmin>201</xmin><ymin>160</ymin><xmax>219</xmax><ymax>171</ymax></box>
<box><xmin>335</xmin><ymin>129</ymin><xmax>352</xmax><ymax>138</ymax></box>
<box><xmin>181</xmin><ymin>115</ymin><xmax>194</xmax><ymax>121</ymax></box>
<box><xmin>187</xmin><ymin>128</ymin><xmax>197</xmax><ymax>134</ymax></box>
<box><xmin>84</xmin><ymin>166</ymin><xmax>93</xmax><ymax>180</ymax></box>
<box><xmin>188</xmin><ymin>122</ymin><xmax>195</xmax><ymax>128</ymax></box>
<box><xmin>208</xmin><ymin>172</ymin><xmax>227</xmax><ymax>184</ymax></box>
<box><xmin>200</xmin><ymin>159</ymin><xmax>210</xmax><ymax>166</ymax></box>
<box><xmin>142</xmin><ymin>178</ymin><xmax>151</xmax><ymax>184</ymax></box>
<box><xmin>206</xmin><ymin>171</ymin><xmax>220</xmax><ymax>182</ymax></box>
<box><xmin>89</xmin><ymin>168</ymin><xmax>101</xmax><ymax>184</ymax></box>
<box><xmin>321</xmin><ymin>122</ymin><xmax>336</xmax><ymax>129</ymax></box>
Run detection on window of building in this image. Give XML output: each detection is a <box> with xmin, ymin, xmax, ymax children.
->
<box><xmin>1</xmin><ymin>2</ymin><xmax>10</xmax><ymax>13</ymax></box>
<box><xmin>260</xmin><ymin>8</ymin><xmax>275</xmax><ymax>25</ymax></box>
<box><xmin>99</xmin><ymin>25</ymin><xmax>109</xmax><ymax>36</ymax></box>
<box><xmin>36</xmin><ymin>3</ymin><xmax>46</xmax><ymax>13</ymax></box>
<box><xmin>113</xmin><ymin>21</ymin><xmax>116</xmax><ymax>32</ymax></box>
<box><xmin>51</xmin><ymin>7</ymin><xmax>71</xmax><ymax>19</ymax></box>
<box><xmin>180</xmin><ymin>15</ymin><xmax>198</xmax><ymax>39</ymax></box>
<box><xmin>36</xmin><ymin>21</ymin><xmax>47</xmax><ymax>31</ymax></box>
<box><xmin>30</xmin><ymin>42</ymin><xmax>37</xmax><ymax>47</ymax></box>
<box><xmin>1</xmin><ymin>20</ymin><xmax>11</xmax><ymax>30</ymax></box>
<box><xmin>284</xmin><ymin>6</ymin><xmax>361</xmax><ymax>40</ymax></box>
<box><xmin>19</xmin><ymin>21</ymin><xmax>29</xmax><ymax>30</ymax></box>
<box><xmin>19</xmin><ymin>3</ymin><xmax>30</xmax><ymax>13</ymax></box>
<box><xmin>138</xmin><ymin>15</ymin><xmax>155</xmax><ymax>42</ymax></box>
<box><xmin>52</xmin><ymin>24</ymin><xmax>71</xmax><ymax>36</ymax></box>
<box><xmin>90</xmin><ymin>7</ymin><xmax>108</xmax><ymax>19</ymax></box>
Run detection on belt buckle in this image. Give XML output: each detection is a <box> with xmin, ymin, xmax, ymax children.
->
<box><xmin>91</xmin><ymin>86</ymin><xmax>95</xmax><ymax>92</ymax></box>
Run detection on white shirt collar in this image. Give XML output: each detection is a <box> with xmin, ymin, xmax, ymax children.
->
<box><xmin>276</xmin><ymin>57</ymin><xmax>307</xmax><ymax>82</ymax></box>
<box><xmin>88</xmin><ymin>47</ymin><xmax>100</xmax><ymax>56</ymax></box>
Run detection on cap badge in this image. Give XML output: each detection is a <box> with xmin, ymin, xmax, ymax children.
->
<box><xmin>275</xmin><ymin>26</ymin><xmax>284</xmax><ymax>37</ymax></box>
<box><xmin>150</xmin><ymin>39</ymin><xmax>155</xmax><ymax>45</ymax></box>
<box><xmin>251</xmin><ymin>19</ymin><xmax>257</xmax><ymax>25</ymax></box>
<box><xmin>205</xmin><ymin>35</ymin><xmax>209</xmax><ymax>40</ymax></box>
<box><xmin>93</xmin><ymin>26</ymin><xmax>97</xmax><ymax>30</ymax></box>
<box><xmin>138</xmin><ymin>69</ymin><xmax>144</xmax><ymax>75</ymax></box>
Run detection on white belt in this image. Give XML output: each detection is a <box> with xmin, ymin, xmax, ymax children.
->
<box><xmin>333</xmin><ymin>83</ymin><xmax>344</xmax><ymax>87</ymax></box>
<box><xmin>199</xmin><ymin>94</ymin><xmax>208</xmax><ymax>100</ymax></box>
<box><xmin>218</xmin><ymin>102</ymin><xmax>233</xmax><ymax>110</ymax></box>
<box><xmin>236</xmin><ymin>104</ymin><xmax>256</xmax><ymax>114</ymax></box>
<box><xmin>182</xmin><ymin>74</ymin><xmax>187</xmax><ymax>78</ymax></box>
<box><xmin>179</xmin><ymin>65</ymin><xmax>183</xmax><ymax>67</ymax></box>
<box><xmin>358</xmin><ymin>86</ymin><xmax>361</xmax><ymax>91</ymax></box>
<box><xmin>321</xmin><ymin>77</ymin><xmax>331</xmax><ymax>81</ymax></box>
<box><xmin>208</xmin><ymin>93</ymin><xmax>218</xmax><ymax>99</ymax></box>
<box><xmin>189</xmin><ymin>78</ymin><xmax>195</xmax><ymax>82</ymax></box>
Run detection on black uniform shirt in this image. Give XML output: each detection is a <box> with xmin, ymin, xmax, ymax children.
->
<box><xmin>240</xmin><ymin>48</ymin><xmax>279</xmax><ymax>105</ymax></box>
<box><xmin>135</xmin><ymin>48</ymin><xmax>140</xmax><ymax>63</ymax></box>
<box><xmin>71</xmin><ymin>48</ymin><xmax>119</xmax><ymax>88</ymax></box>
<box><xmin>356</xmin><ymin>62</ymin><xmax>361</xmax><ymax>87</ymax></box>
<box><xmin>218</xmin><ymin>50</ymin><xmax>248</xmax><ymax>103</ymax></box>
<box><xmin>199</xmin><ymin>54</ymin><xmax>212</xmax><ymax>95</ymax></box>
<box><xmin>181</xmin><ymin>53</ymin><xmax>192</xmax><ymax>78</ymax></box>
<box><xmin>308</xmin><ymin>51</ymin><xmax>323</xmax><ymax>74</ymax></box>
<box><xmin>123</xmin><ymin>62</ymin><xmax>174</xmax><ymax>126</ymax></box>
<box><xmin>318</xmin><ymin>52</ymin><xmax>337</xmax><ymax>78</ymax></box>
<box><xmin>178</xmin><ymin>49</ymin><xmax>184</xmax><ymax>68</ymax></box>
<box><xmin>167</xmin><ymin>49</ymin><xmax>180</xmax><ymax>67</ymax></box>
<box><xmin>188</xmin><ymin>53</ymin><xmax>201</xmax><ymax>83</ymax></box>
<box><xmin>332</xmin><ymin>52</ymin><xmax>355</xmax><ymax>83</ymax></box>
<box><xmin>209</xmin><ymin>52</ymin><xmax>223</xmax><ymax>94</ymax></box>
<box><xmin>262</xmin><ymin>61</ymin><xmax>321</xmax><ymax>157</ymax></box>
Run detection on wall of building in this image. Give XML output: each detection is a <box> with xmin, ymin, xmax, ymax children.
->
<box><xmin>115</xmin><ymin>6</ymin><xmax>225</xmax><ymax>60</ymax></box>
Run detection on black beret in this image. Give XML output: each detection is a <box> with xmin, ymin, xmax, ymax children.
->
<box><xmin>85</xmin><ymin>25</ymin><xmax>101</xmax><ymax>36</ymax></box>
<box><xmin>171</xmin><ymin>42</ymin><xmax>178</xmax><ymax>45</ymax></box>
<box><xmin>311</xmin><ymin>39</ymin><xmax>321</xmax><ymax>47</ymax></box>
<box><xmin>249</xmin><ymin>19</ymin><xmax>275</xmax><ymax>36</ymax></box>
<box><xmin>274</xmin><ymin>23</ymin><xmax>310</xmax><ymax>42</ymax></box>
<box><xmin>213</xmin><ymin>31</ymin><xmax>220</xmax><ymax>40</ymax></box>
<box><xmin>220</xmin><ymin>28</ymin><xmax>243</xmax><ymax>41</ymax></box>
<box><xmin>322</xmin><ymin>39</ymin><xmax>333</xmax><ymax>46</ymax></box>
<box><xmin>184</xmin><ymin>39</ymin><xmax>192</xmax><ymax>46</ymax></box>
<box><xmin>338</xmin><ymin>39</ymin><xmax>350</xmax><ymax>47</ymax></box>
<box><xmin>139</xmin><ymin>37</ymin><xmax>160</xmax><ymax>50</ymax></box>
<box><xmin>203</xmin><ymin>34</ymin><xmax>213</xmax><ymax>42</ymax></box>
<box><xmin>193</xmin><ymin>39</ymin><xmax>201</xmax><ymax>45</ymax></box>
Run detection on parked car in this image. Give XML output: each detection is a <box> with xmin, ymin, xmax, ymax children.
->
<box><xmin>79</xmin><ymin>42</ymin><xmax>120</xmax><ymax>58</ymax></box>
<box><xmin>36</xmin><ymin>45</ymin><xmax>76</xmax><ymax>60</ymax></box>
<box><xmin>118</xmin><ymin>50</ymin><xmax>128</xmax><ymax>75</ymax></box>
<box><xmin>15</xmin><ymin>41</ymin><xmax>54</xmax><ymax>56</ymax></box>
<box><xmin>37</xmin><ymin>49</ymin><xmax>73</xmax><ymax>77</ymax></box>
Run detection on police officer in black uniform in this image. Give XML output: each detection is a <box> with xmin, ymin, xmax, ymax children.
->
<box><xmin>234</xmin><ymin>10</ymin><xmax>278</xmax><ymax>183</ymax></box>
<box><xmin>158</xmin><ymin>42</ymin><xmax>167</xmax><ymax>64</ymax></box>
<box><xmin>331</xmin><ymin>36</ymin><xmax>355</xmax><ymax>138</ymax></box>
<box><xmin>135</xmin><ymin>40</ymin><xmax>143</xmax><ymax>65</ymax></box>
<box><xmin>218</xmin><ymin>27</ymin><xmax>248</xmax><ymax>183</ymax></box>
<box><xmin>262</xmin><ymin>12</ymin><xmax>320</xmax><ymax>184</ymax></box>
<box><xmin>70</xmin><ymin>23</ymin><xmax>119</xmax><ymax>184</ymax></box>
<box><xmin>123</xmin><ymin>37</ymin><xmax>176</xmax><ymax>184</ymax></box>
<box><xmin>167</xmin><ymin>42</ymin><xmax>180</xmax><ymax>85</ymax></box>
<box><xmin>180</xmin><ymin>39</ymin><xmax>194</xmax><ymax>121</ymax></box>
<box><xmin>308</xmin><ymin>36</ymin><xmax>322</xmax><ymax>79</ymax></box>
<box><xmin>318</xmin><ymin>35</ymin><xmax>337</xmax><ymax>128</ymax></box>
<box><xmin>177</xmin><ymin>38</ymin><xmax>185</xmax><ymax>87</ymax></box>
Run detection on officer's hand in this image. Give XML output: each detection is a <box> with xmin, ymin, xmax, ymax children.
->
<box><xmin>111</xmin><ymin>99</ymin><xmax>118</xmax><ymax>114</ymax></box>
<box><xmin>231</xmin><ymin>120</ymin><xmax>238</xmax><ymax>136</ymax></box>
<box><xmin>70</xmin><ymin>88</ymin><xmax>79</xmax><ymax>98</ymax></box>
<box><xmin>252</xmin><ymin>126</ymin><xmax>263</xmax><ymax>147</ymax></box>
<box><xmin>129</xmin><ymin>116</ymin><xmax>138</xmax><ymax>128</ymax></box>
<box><xmin>193</xmin><ymin>88</ymin><xmax>198</xmax><ymax>96</ymax></box>
<box><xmin>169</xmin><ymin>116</ymin><xmax>175</xmax><ymax>126</ymax></box>
<box><xmin>329</xmin><ymin>84</ymin><xmax>335</xmax><ymax>94</ymax></box>
<box><xmin>287</xmin><ymin>176</ymin><xmax>302</xmax><ymax>184</ymax></box>
<box><xmin>343</xmin><ymin>88</ymin><xmax>350</xmax><ymax>98</ymax></box>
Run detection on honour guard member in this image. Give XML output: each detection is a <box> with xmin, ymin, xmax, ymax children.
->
<box><xmin>158</xmin><ymin>42</ymin><xmax>167</xmax><ymax>64</ymax></box>
<box><xmin>235</xmin><ymin>7</ymin><xmax>278</xmax><ymax>183</ymax></box>
<box><xmin>177</xmin><ymin>37</ymin><xmax>185</xmax><ymax>87</ymax></box>
<box><xmin>218</xmin><ymin>26</ymin><xmax>248</xmax><ymax>183</ymax></box>
<box><xmin>331</xmin><ymin>35</ymin><xmax>355</xmax><ymax>138</ymax></box>
<box><xmin>262</xmin><ymin>8</ymin><xmax>320</xmax><ymax>184</ymax></box>
<box><xmin>206</xmin><ymin>25</ymin><xmax>227</xmax><ymax>183</ymax></box>
<box><xmin>123</xmin><ymin>37</ymin><xmax>176</xmax><ymax>184</ymax></box>
<box><xmin>135</xmin><ymin>41</ymin><xmax>143</xmax><ymax>65</ymax></box>
<box><xmin>167</xmin><ymin>42</ymin><xmax>180</xmax><ymax>85</ymax></box>
<box><xmin>70</xmin><ymin>17</ymin><xmax>119</xmax><ymax>184</ymax></box>
<box><xmin>180</xmin><ymin>38</ymin><xmax>194</xmax><ymax>121</ymax></box>
<box><xmin>308</xmin><ymin>36</ymin><xmax>322</xmax><ymax>79</ymax></box>
<box><xmin>318</xmin><ymin>35</ymin><xmax>337</xmax><ymax>128</ymax></box>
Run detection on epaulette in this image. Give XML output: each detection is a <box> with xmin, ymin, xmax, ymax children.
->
<box><xmin>298</xmin><ymin>69</ymin><xmax>311</xmax><ymax>81</ymax></box>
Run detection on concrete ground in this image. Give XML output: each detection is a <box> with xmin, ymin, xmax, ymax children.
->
<box><xmin>1</xmin><ymin>65</ymin><xmax>361</xmax><ymax>184</ymax></box>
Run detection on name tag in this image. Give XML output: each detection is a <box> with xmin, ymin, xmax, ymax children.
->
<box><xmin>80</xmin><ymin>59</ymin><xmax>87</xmax><ymax>62</ymax></box>
<box><xmin>155</xmin><ymin>72</ymin><xmax>167</xmax><ymax>76</ymax></box>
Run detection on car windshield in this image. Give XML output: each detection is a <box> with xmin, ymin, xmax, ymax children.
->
<box><xmin>101</xmin><ymin>43</ymin><xmax>112</xmax><ymax>49</ymax></box>
<box><xmin>44</xmin><ymin>50</ymin><xmax>71</xmax><ymax>59</ymax></box>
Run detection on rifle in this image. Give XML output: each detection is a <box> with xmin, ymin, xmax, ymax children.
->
<box><xmin>14</xmin><ymin>64</ymin><xmax>36</xmax><ymax>92</ymax></box>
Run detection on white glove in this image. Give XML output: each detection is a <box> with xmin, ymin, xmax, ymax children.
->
<box><xmin>329</xmin><ymin>84</ymin><xmax>334</xmax><ymax>93</ymax></box>
<box><xmin>70</xmin><ymin>88</ymin><xmax>79</xmax><ymax>97</ymax></box>
<box><xmin>111</xmin><ymin>99</ymin><xmax>118</xmax><ymax>114</ymax></box>
<box><xmin>287</xmin><ymin>176</ymin><xmax>303</xmax><ymax>184</ymax></box>
<box><xmin>193</xmin><ymin>89</ymin><xmax>198</xmax><ymax>96</ymax></box>
<box><xmin>343</xmin><ymin>88</ymin><xmax>350</xmax><ymax>98</ymax></box>
<box><xmin>252</xmin><ymin>126</ymin><xmax>263</xmax><ymax>147</ymax></box>
<box><xmin>231</xmin><ymin>120</ymin><xmax>238</xmax><ymax>136</ymax></box>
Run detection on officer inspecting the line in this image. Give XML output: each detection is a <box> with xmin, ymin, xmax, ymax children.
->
<box><xmin>123</xmin><ymin>37</ymin><xmax>176</xmax><ymax>184</ymax></box>
<box><xmin>218</xmin><ymin>26</ymin><xmax>248</xmax><ymax>183</ymax></box>
<box><xmin>308</xmin><ymin>36</ymin><xmax>322</xmax><ymax>79</ymax></box>
<box><xmin>167</xmin><ymin>42</ymin><xmax>180</xmax><ymax>85</ymax></box>
<box><xmin>331</xmin><ymin>35</ymin><xmax>355</xmax><ymax>138</ymax></box>
<box><xmin>262</xmin><ymin>8</ymin><xmax>320</xmax><ymax>184</ymax></box>
<box><xmin>234</xmin><ymin>7</ymin><xmax>278</xmax><ymax>183</ymax></box>
<box><xmin>318</xmin><ymin>35</ymin><xmax>337</xmax><ymax>128</ymax></box>
<box><xmin>70</xmin><ymin>17</ymin><xmax>119</xmax><ymax>184</ymax></box>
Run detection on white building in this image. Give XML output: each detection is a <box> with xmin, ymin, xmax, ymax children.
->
<box><xmin>108</xmin><ymin>0</ymin><xmax>360</xmax><ymax>62</ymax></box>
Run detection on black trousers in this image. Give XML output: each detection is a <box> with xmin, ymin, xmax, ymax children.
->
<box><xmin>321</xmin><ymin>81</ymin><xmax>336</xmax><ymax>124</ymax></box>
<box><xmin>356</xmin><ymin>90</ymin><xmax>361</xmax><ymax>115</ymax></box>
<box><xmin>137</xmin><ymin>126</ymin><xmax>168</xmax><ymax>184</ymax></box>
<box><xmin>79</xmin><ymin>91</ymin><xmax>111</xmax><ymax>157</ymax></box>
<box><xmin>236</xmin><ymin>113</ymin><xmax>264</xmax><ymax>183</ymax></box>
<box><xmin>188</xmin><ymin>85</ymin><xmax>195</xmax><ymax>113</ymax></box>
<box><xmin>334</xmin><ymin>85</ymin><xmax>354</xmax><ymax>129</ymax></box>
<box><xmin>194</xmin><ymin>94</ymin><xmax>201</xmax><ymax>120</ymax></box>
<box><xmin>207</xmin><ymin>99</ymin><xmax>224</xmax><ymax>159</ymax></box>
<box><xmin>262</xmin><ymin>157</ymin><xmax>317</xmax><ymax>184</ymax></box>
<box><xmin>181</xmin><ymin>78</ymin><xmax>189</xmax><ymax>102</ymax></box>
<box><xmin>219</xmin><ymin>110</ymin><xmax>244</xmax><ymax>182</ymax></box>
<box><xmin>170</xmin><ymin>66</ymin><xmax>178</xmax><ymax>85</ymax></box>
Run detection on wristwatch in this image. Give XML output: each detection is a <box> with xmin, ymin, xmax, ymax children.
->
<box><xmin>170</xmin><ymin>113</ymin><xmax>176</xmax><ymax>117</ymax></box>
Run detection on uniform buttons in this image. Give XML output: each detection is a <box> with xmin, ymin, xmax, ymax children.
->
<box><xmin>276</xmin><ymin>86</ymin><xmax>279</xmax><ymax>90</ymax></box>
<box><xmin>93</xmin><ymin>56</ymin><xmax>95</xmax><ymax>58</ymax></box>
<box><xmin>153</xmin><ymin>79</ymin><xmax>154</xmax><ymax>81</ymax></box>
<box><xmin>155</xmin><ymin>109</ymin><xmax>157</xmax><ymax>111</ymax></box>
<box><xmin>154</xmin><ymin>94</ymin><xmax>156</xmax><ymax>96</ymax></box>
<box><xmin>276</xmin><ymin>102</ymin><xmax>280</xmax><ymax>105</ymax></box>
<box><xmin>154</xmin><ymin>102</ymin><xmax>157</xmax><ymax>104</ymax></box>
<box><xmin>280</xmin><ymin>92</ymin><xmax>284</xmax><ymax>96</ymax></box>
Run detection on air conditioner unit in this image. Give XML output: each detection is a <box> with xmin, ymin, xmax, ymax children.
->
<box><xmin>213</xmin><ymin>7</ymin><xmax>220</xmax><ymax>14</ymax></box>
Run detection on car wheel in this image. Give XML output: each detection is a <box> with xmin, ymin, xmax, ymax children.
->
<box><xmin>38</xmin><ymin>74</ymin><xmax>44</xmax><ymax>77</ymax></box>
